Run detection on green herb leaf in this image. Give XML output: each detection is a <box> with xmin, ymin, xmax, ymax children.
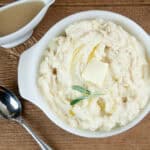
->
<box><xmin>70</xmin><ymin>96</ymin><xmax>88</xmax><ymax>106</ymax></box>
<box><xmin>70</xmin><ymin>85</ymin><xmax>104</xmax><ymax>106</ymax></box>
<box><xmin>72</xmin><ymin>85</ymin><xmax>91</xmax><ymax>95</ymax></box>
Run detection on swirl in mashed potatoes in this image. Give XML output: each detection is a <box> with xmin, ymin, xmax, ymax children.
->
<box><xmin>38</xmin><ymin>19</ymin><xmax>150</xmax><ymax>131</ymax></box>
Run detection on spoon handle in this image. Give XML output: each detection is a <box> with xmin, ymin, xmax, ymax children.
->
<box><xmin>16</xmin><ymin>117</ymin><xmax>53</xmax><ymax>150</ymax></box>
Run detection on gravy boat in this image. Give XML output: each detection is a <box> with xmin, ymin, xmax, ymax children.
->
<box><xmin>0</xmin><ymin>0</ymin><xmax>55</xmax><ymax>48</ymax></box>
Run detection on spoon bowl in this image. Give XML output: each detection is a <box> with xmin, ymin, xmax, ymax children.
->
<box><xmin>0</xmin><ymin>86</ymin><xmax>21</xmax><ymax>119</ymax></box>
<box><xmin>0</xmin><ymin>86</ymin><xmax>53</xmax><ymax>150</ymax></box>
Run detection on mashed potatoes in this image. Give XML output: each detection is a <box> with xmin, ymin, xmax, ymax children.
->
<box><xmin>38</xmin><ymin>19</ymin><xmax>150</xmax><ymax>131</ymax></box>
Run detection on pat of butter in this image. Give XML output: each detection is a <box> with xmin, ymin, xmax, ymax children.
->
<box><xmin>82</xmin><ymin>59</ymin><xmax>108</xmax><ymax>86</ymax></box>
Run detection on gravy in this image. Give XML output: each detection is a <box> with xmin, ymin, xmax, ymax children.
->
<box><xmin>0</xmin><ymin>0</ymin><xmax>45</xmax><ymax>37</ymax></box>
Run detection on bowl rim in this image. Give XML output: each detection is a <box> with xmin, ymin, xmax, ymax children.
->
<box><xmin>19</xmin><ymin>10</ymin><xmax>150</xmax><ymax>138</ymax></box>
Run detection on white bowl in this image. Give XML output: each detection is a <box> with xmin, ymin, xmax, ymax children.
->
<box><xmin>18</xmin><ymin>10</ymin><xmax>150</xmax><ymax>138</ymax></box>
<box><xmin>0</xmin><ymin>0</ymin><xmax>55</xmax><ymax>48</ymax></box>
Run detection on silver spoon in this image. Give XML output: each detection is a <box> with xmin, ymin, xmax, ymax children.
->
<box><xmin>0</xmin><ymin>86</ymin><xmax>53</xmax><ymax>150</ymax></box>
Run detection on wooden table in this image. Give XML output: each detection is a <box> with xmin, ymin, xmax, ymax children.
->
<box><xmin>0</xmin><ymin>0</ymin><xmax>150</xmax><ymax>150</ymax></box>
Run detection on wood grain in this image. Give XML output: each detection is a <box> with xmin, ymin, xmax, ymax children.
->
<box><xmin>56</xmin><ymin>0</ymin><xmax>150</xmax><ymax>6</ymax></box>
<box><xmin>0</xmin><ymin>0</ymin><xmax>150</xmax><ymax>150</ymax></box>
<box><xmin>1</xmin><ymin>0</ymin><xmax>150</xmax><ymax>6</ymax></box>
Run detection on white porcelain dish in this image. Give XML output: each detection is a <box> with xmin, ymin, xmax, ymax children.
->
<box><xmin>18</xmin><ymin>10</ymin><xmax>150</xmax><ymax>138</ymax></box>
<box><xmin>0</xmin><ymin>0</ymin><xmax>55</xmax><ymax>48</ymax></box>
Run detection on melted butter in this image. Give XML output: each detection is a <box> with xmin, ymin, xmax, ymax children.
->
<box><xmin>87</xmin><ymin>44</ymin><xmax>99</xmax><ymax>63</ymax></box>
